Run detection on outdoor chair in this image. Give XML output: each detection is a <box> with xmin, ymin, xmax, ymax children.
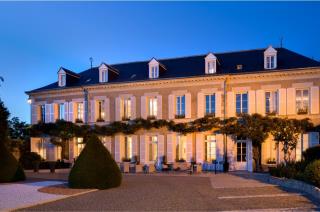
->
<box><xmin>122</xmin><ymin>162</ymin><xmax>130</xmax><ymax>173</ymax></box>
<box><xmin>135</xmin><ymin>164</ymin><xmax>143</xmax><ymax>173</ymax></box>
<box><xmin>148</xmin><ymin>164</ymin><xmax>156</xmax><ymax>173</ymax></box>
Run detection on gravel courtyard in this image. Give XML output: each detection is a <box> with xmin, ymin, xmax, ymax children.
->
<box><xmin>21</xmin><ymin>173</ymin><xmax>320</xmax><ymax>211</ymax></box>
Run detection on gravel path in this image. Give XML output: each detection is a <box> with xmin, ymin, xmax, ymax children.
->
<box><xmin>22</xmin><ymin>174</ymin><xmax>320</xmax><ymax>211</ymax></box>
<box><xmin>0</xmin><ymin>180</ymin><xmax>66</xmax><ymax>211</ymax></box>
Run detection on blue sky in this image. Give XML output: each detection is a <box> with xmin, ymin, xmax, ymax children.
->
<box><xmin>0</xmin><ymin>2</ymin><xmax>319</xmax><ymax>123</ymax></box>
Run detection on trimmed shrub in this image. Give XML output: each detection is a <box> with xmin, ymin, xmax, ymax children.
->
<box><xmin>0</xmin><ymin>142</ymin><xmax>25</xmax><ymax>182</ymax></box>
<box><xmin>19</xmin><ymin>152</ymin><xmax>42</xmax><ymax>169</ymax></box>
<box><xmin>304</xmin><ymin>160</ymin><xmax>320</xmax><ymax>187</ymax></box>
<box><xmin>303</xmin><ymin>145</ymin><xmax>320</xmax><ymax>163</ymax></box>
<box><xmin>68</xmin><ymin>135</ymin><xmax>122</xmax><ymax>189</ymax></box>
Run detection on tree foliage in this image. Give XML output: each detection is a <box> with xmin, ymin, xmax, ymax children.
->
<box><xmin>0</xmin><ymin>98</ymin><xmax>10</xmax><ymax>143</ymax></box>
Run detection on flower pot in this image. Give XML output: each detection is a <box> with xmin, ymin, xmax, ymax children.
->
<box><xmin>32</xmin><ymin>161</ymin><xmax>40</xmax><ymax>172</ymax></box>
<box><xmin>48</xmin><ymin>161</ymin><xmax>56</xmax><ymax>173</ymax></box>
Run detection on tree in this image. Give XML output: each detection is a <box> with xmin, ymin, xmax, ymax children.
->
<box><xmin>0</xmin><ymin>98</ymin><xmax>10</xmax><ymax>143</ymax></box>
<box><xmin>7</xmin><ymin>117</ymin><xmax>30</xmax><ymax>153</ymax></box>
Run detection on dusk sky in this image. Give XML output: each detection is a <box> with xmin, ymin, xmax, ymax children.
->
<box><xmin>0</xmin><ymin>2</ymin><xmax>319</xmax><ymax>123</ymax></box>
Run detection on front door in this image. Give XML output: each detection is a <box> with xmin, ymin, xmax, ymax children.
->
<box><xmin>236</xmin><ymin>141</ymin><xmax>247</xmax><ymax>170</ymax></box>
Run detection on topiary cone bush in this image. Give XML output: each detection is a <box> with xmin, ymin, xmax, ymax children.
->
<box><xmin>0</xmin><ymin>142</ymin><xmax>25</xmax><ymax>183</ymax></box>
<box><xmin>68</xmin><ymin>135</ymin><xmax>122</xmax><ymax>189</ymax></box>
<box><xmin>304</xmin><ymin>160</ymin><xmax>320</xmax><ymax>188</ymax></box>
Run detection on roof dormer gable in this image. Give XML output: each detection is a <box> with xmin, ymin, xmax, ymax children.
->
<box><xmin>99</xmin><ymin>63</ymin><xmax>119</xmax><ymax>83</ymax></box>
<box><xmin>57</xmin><ymin>67</ymin><xmax>79</xmax><ymax>87</ymax></box>
<box><xmin>205</xmin><ymin>53</ymin><xmax>217</xmax><ymax>74</ymax></box>
<box><xmin>148</xmin><ymin>58</ymin><xmax>166</xmax><ymax>79</ymax></box>
<box><xmin>264</xmin><ymin>45</ymin><xmax>277</xmax><ymax>69</ymax></box>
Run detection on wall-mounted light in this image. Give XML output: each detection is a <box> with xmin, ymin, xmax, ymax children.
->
<box><xmin>27</xmin><ymin>98</ymin><xmax>32</xmax><ymax>104</ymax></box>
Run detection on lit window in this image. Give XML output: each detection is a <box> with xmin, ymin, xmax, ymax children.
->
<box><xmin>97</xmin><ymin>100</ymin><xmax>105</xmax><ymax>121</ymax></box>
<box><xmin>148</xmin><ymin>97</ymin><xmax>157</xmax><ymax>118</ymax></box>
<box><xmin>38</xmin><ymin>139</ymin><xmax>46</xmax><ymax>160</ymax></box>
<box><xmin>237</xmin><ymin>141</ymin><xmax>247</xmax><ymax>162</ymax></box>
<box><xmin>76</xmin><ymin>137</ymin><xmax>84</xmax><ymax>157</ymax></box>
<box><xmin>77</xmin><ymin>103</ymin><xmax>84</xmax><ymax>121</ymax></box>
<box><xmin>149</xmin><ymin>136</ymin><xmax>158</xmax><ymax>162</ymax></box>
<box><xmin>207</xmin><ymin>61</ymin><xmax>216</xmax><ymax>74</ymax></box>
<box><xmin>176</xmin><ymin>135</ymin><xmax>186</xmax><ymax>161</ymax></box>
<box><xmin>58</xmin><ymin>103</ymin><xmax>65</xmax><ymax>120</ymax></box>
<box><xmin>176</xmin><ymin>95</ymin><xmax>185</xmax><ymax>118</ymax></box>
<box><xmin>101</xmin><ymin>70</ymin><xmax>108</xmax><ymax>82</ymax></box>
<box><xmin>205</xmin><ymin>135</ymin><xmax>216</xmax><ymax>162</ymax></box>
<box><xmin>124</xmin><ymin>136</ymin><xmax>132</xmax><ymax>160</ymax></box>
<box><xmin>123</xmin><ymin>98</ymin><xmax>131</xmax><ymax>120</ymax></box>
<box><xmin>296</xmin><ymin>89</ymin><xmax>309</xmax><ymax>114</ymax></box>
<box><xmin>265</xmin><ymin>91</ymin><xmax>278</xmax><ymax>114</ymax></box>
<box><xmin>150</xmin><ymin>66</ymin><xmax>159</xmax><ymax>79</ymax></box>
<box><xmin>266</xmin><ymin>56</ymin><xmax>275</xmax><ymax>69</ymax></box>
<box><xmin>205</xmin><ymin>94</ymin><xmax>215</xmax><ymax>115</ymax></box>
<box><xmin>40</xmin><ymin>105</ymin><xmax>45</xmax><ymax>122</ymax></box>
<box><xmin>59</xmin><ymin>74</ymin><xmax>66</xmax><ymax>87</ymax></box>
<box><xmin>236</xmin><ymin>93</ymin><xmax>248</xmax><ymax>115</ymax></box>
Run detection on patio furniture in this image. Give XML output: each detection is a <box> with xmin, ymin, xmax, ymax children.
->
<box><xmin>135</xmin><ymin>164</ymin><xmax>143</xmax><ymax>173</ymax></box>
<box><xmin>122</xmin><ymin>162</ymin><xmax>130</xmax><ymax>173</ymax></box>
<box><xmin>148</xmin><ymin>164</ymin><xmax>156</xmax><ymax>173</ymax></box>
<box><xmin>162</xmin><ymin>164</ymin><xmax>170</xmax><ymax>172</ymax></box>
<box><xmin>194</xmin><ymin>164</ymin><xmax>202</xmax><ymax>173</ymax></box>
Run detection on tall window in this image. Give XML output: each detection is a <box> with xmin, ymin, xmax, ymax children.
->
<box><xmin>76</xmin><ymin>137</ymin><xmax>84</xmax><ymax>157</ymax></box>
<box><xmin>59</xmin><ymin>73</ymin><xmax>66</xmax><ymax>87</ymax></box>
<box><xmin>176</xmin><ymin>95</ymin><xmax>185</xmax><ymax>118</ymax></box>
<box><xmin>150</xmin><ymin>66</ymin><xmax>159</xmax><ymax>79</ymax></box>
<box><xmin>58</xmin><ymin>103</ymin><xmax>65</xmax><ymax>120</ymax></box>
<box><xmin>101</xmin><ymin>70</ymin><xmax>108</xmax><ymax>82</ymax></box>
<box><xmin>296</xmin><ymin>89</ymin><xmax>309</xmax><ymax>114</ymax></box>
<box><xmin>207</xmin><ymin>61</ymin><xmax>216</xmax><ymax>74</ymax></box>
<box><xmin>40</xmin><ymin>105</ymin><xmax>45</xmax><ymax>122</ymax></box>
<box><xmin>124</xmin><ymin>136</ymin><xmax>132</xmax><ymax>160</ymax></box>
<box><xmin>266</xmin><ymin>56</ymin><xmax>275</xmax><ymax>69</ymax></box>
<box><xmin>97</xmin><ymin>100</ymin><xmax>105</xmax><ymax>120</ymax></box>
<box><xmin>38</xmin><ymin>139</ymin><xmax>47</xmax><ymax>159</ymax></box>
<box><xmin>236</xmin><ymin>93</ymin><xmax>248</xmax><ymax>115</ymax></box>
<box><xmin>176</xmin><ymin>135</ymin><xmax>187</xmax><ymax>161</ymax></box>
<box><xmin>265</xmin><ymin>91</ymin><xmax>278</xmax><ymax>114</ymax></box>
<box><xmin>149</xmin><ymin>136</ymin><xmax>158</xmax><ymax>162</ymax></box>
<box><xmin>205</xmin><ymin>135</ymin><xmax>216</xmax><ymax>162</ymax></box>
<box><xmin>77</xmin><ymin>103</ymin><xmax>84</xmax><ymax>121</ymax></box>
<box><xmin>123</xmin><ymin>98</ymin><xmax>131</xmax><ymax>120</ymax></box>
<box><xmin>205</xmin><ymin>94</ymin><xmax>215</xmax><ymax>115</ymax></box>
<box><xmin>237</xmin><ymin>141</ymin><xmax>247</xmax><ymax>162</ymax></box>
<box><xmin>148</xmin><ymin>97</ymin><xmax>158</xmax><ymax>117</ymax></box>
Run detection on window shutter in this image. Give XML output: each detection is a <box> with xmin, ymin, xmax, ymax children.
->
<box><xmin>149</xmin><ymin>67</ymin><xmax>152</xmax><ymax>79</ymax></box>
<box><xmin>115</xmin><ymin>97</ymin><xmax>121</xmax><ymax>121</ymax></box>
<box><xmin>196</xmin><ymin>133</ymin><xmax>204</xmax><ymax>164</ymax></box>
<box><xmin>158</xmin><ymin>135</ymin><xmax>165</xmax><ymax>160</ymax></box>
<box><xmin>256</xmin><ymin>90</ymin><xmax>265</xmax><ymax>115</ymax></box>
<box><xmin>31</xmin><ymin>104</ymin><xmax>38</xmax><ymax>124</ymax></box>
<box><xmin>140</xmin><ymin>135</ymin><xmax>146</xmax><ymax>164</ymax></box>
<box><xmin>197</xmin><ymin>92</ymin><xmax>204</xmax><ymax>118</ymax></box>
<box><xmin>310</xmin><ymin>86</ymin><xmax>319</xmax><ymax>114</ymax></box>
<box><xmin>53</xmin><ymin>104</ymin><xmax>59</xmax><ymax>121</ymax></box>
<box><xmin>215</xmin><ymin>92</ymin><xmax>222</xmax><ymax>118</ymax></box>
<box><xmin>216</xmin><ymin>134</ymin><xmax>224</xmax><ymax>161</ymax></box>
<box><xmin>185</xmin><ymin>93</ymin><xmax>192</xmax><ymax>118</ymax></box>
<box><xmin>287</xmin><ymin>88</ymin><xmax>296</xmax><ymax>115</ymax></box>
<box><xmin>186</xmin><ymin>134</ymin><xmax>193</xmax><ymax>162</ymax></box>
<box><xmin>90</xmin><ymin>100</ymin><xmax>95</xmax><ymax>123</ymax></box>
<box><xmin>68</xmin><ymin>138</ymin><xmax>75</xmax><ymax>161</ymax></box>
<box><xmin>45</xmin><ymin>104</ymin><xmax>50</xmax><ymax>123</ymax></box>
<box><xmin>227</xmin><ymin>92</ymin><xmax>235</xmax><ymax>117</ymax></box>
<box><xmin>157</xmin><ymin>95</ymin><xmax>162</xmax><ymax>119</ymax></box>
<box><xmin>140</xmin><ymin>96</ymin><xmax>147</xmax><ymax>119</ymax></box>
<box><xmin>49</xmin><ymin>104</ymin><xmax>54</xmax><ymax>122</ymax></box>
<box><xmin>105</xmin><ymin>98</ymin><xmax>110</xmax><ymax>122</ymax></box>
<box><xmin>131</xmin><ymin>96</ymin><xmax>136</xmax><ymax>120</ymax></box>
<box><xmin>248</xmin><ymin>90</ymin><xmax>256</xmax><ymax>114</ymax></box>
<box><xmin>115</xmin><ymin>135</ymin><xmax>121</xmax><ymax>162</ymax></box>
<box><xmin>68</xmin><ymin>102</ymin><xmax>74</xmax><ymax>122</ymax></box>
<box><xmin>64</xmin><ymin>102</ymin><xmax>69</xmax><ymax>121</ymax></box>
<box><xmin>132</xmin><ymin>135</ymin><xmax>138</xmax><ymax>157</ymax></box>
<box><xmin>166</xmin><ymin>134</ymin><xmax>176</xmax><ymax>163</ymax></box>
<box><xmin>278</xmin><ymin>88</ymin><xmax>287</xmax><ymax>115</ymax></box>
<box><xmin>168</xmin><ymin>94</ymin><xmax>174</xmax><ymax>120</ymax></box>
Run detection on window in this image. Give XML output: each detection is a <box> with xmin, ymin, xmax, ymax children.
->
<box><xmin>38</xmin><ymin>139</ymin><xmax>46</xmax><ymax>159</ymax></box>
<box><xmin>176</xmin><ymin>95</ymin><xmax>185</xmax><ymax>118</ymax></box>
<box><xmin>148</xmin><ymin>97</ymin><xmax>158</xmax><ymax>117</ymax></box>
<box><xmin>265</xmin><ymin>91</ymin><xmax>278</xmax><ymax>114</ymax></box>
<box><xmin>176</xmin><ymin>135</ymin><xmax>187</xmax><ymax>161</ymax></box>
<box><xmin>97</xmin><ymin>100</ymin><xmax>105</xmax><ymax>121</ymax></box>
<box><xmin>207</xmin><ymin>61</ymin><xmax>216</xmax><ymax>74</ymax></box>
<box><xmin>40</xmin><ymin>105</ymin><xmax>45</xmax><ymax>122</ymax></box>
<box><xmin>205</xmin><ymin>94</ymin><xmax>215</xmax><ymax>115</ymax></box>
<box><xmin>58</xmin><ymin>103</ymin><xmax>65</xmax><ymax>120</ymax></box>
<box><xmin>149</xmin><ymin>136</ymin><xmax>158</xmax><ymax>162</ymax></box>
<box><xmin>296</xmin><ymin>89</ymin><xmax>309</xmax><ymax>114</ymax></box>
<box><xmin>76</xmin><ymin>137</ymin><xmax>84</xmax><ymax>157</ymax></box>
<box><xmin>77</xmin><ymin>103</ymin><xmax>84</xmax><ymax>121</ymax></box>
<box><xmin>150</xmin><ymin>66</ymin><xmax>159</xmax><ymax>79</ymax></box>
<box><xmin>124</xmin><ymin>136</ymin><xmax>132</xmax><ymax>160</ymax></box>
<box><xmin>236</xmin><ymin>93</ymin><xmax>248</xmax><ymax>115</ymax></box>
<box><xmin>101</xmin><ymin>70</ymin><xmax>108</xmax><ymax>82</ymax></box>
<box><xmin>59</xmin><ymin>73</ymin><xmax>66</xmax><ymax>87</ymax></box>
<box><xmin>237</xmin><ymin>141</ymin><xmax>247</xmax><ymax>162</ymax></box>
<box><xmin>266</xmin><ymin>56</ymin><xmax>275</xmax><ymax>69</ymax></box>
<box><xmin>205</xmin><ymin>135</ymin><xmax>216</xmax><ymax>162</ymax></box>
<box><xmin>123</xmin><ymin>98</ymin><xmax>131</xmax><ymax>120</ymax></box>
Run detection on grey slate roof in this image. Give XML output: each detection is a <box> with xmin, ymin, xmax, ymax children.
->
<box><xmin>27</xmin><ymin>48</ymin><xmax>320</xmax><ymax>94</ymax></box>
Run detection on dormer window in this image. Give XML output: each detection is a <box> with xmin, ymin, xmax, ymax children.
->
<box><xmin>205</xmin><ymin>53</ymin><xmax>217</xmax><ymax>74</ymax></box>
<box><xmin>99</xmin><ymin>63</ymin><xmax>108</xmax><ymax>83</ymax></box>
<box><xmin>149</xmin><ymin>58</ymin><xmax>160</xmax><ymax>79</ymax></box>
<box><xmin>264</xmin><ymin>46</ymin><xmax>277</xmax><ymax>70</ymax></box>
<box><xmin>58</xmin><ymin>68</ymin><xmax>66</xmax><ymax>87</ymax></box>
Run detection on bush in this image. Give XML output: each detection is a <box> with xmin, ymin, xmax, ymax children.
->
<box><xmin>19</xmin><ymin>152</ymin><xmax>42</xmax><ymax>169</ymax></box>
<box><xmin>304</xmin><ymin>160</ymin><xmax>320</xmax><ymax>188</ymax></box>
<box><xmin>269</xmin><ymin>161</ymin><xmax>307</xmax><ymax>179</ymax></box>
<box><xmin>303</xmin><ymin>145</ymin><xmax>320</xmax><ymax>163</ymax></box>
<box><xmin>68</xmin><ymin>135</ymin><xmax>122</xmax><ymax>189</ymax></box>
<box><xmin>0</xmin><ymin>142</ymin><xmax>25</xmax><ymax>182</ymax></box>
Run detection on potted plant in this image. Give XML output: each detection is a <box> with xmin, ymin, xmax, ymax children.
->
<box><xmin>175</xmin><ymin>114</ymin><xmax>185</xmax><ymax>119</ymax></box>
<box><xmin>147</xmin><ymin>115</ymin><xmax>156</xmax><ymax>120</ymax></box>
<box><xmin>75</xmin><ymin>118</ymin><xmax>83</xmax><ymax>123</ymax></box>
<box><xmin>96</xmin><ymin>118</ymin><xmax>105</xmax><ymax>122</ymax></box>
<box><xmin>267</xmin><ymin>158</ymin><xmax>276</xmax><ymax>165</ymax></box>
<box><xmin>48</xmin><ymin>161</ymin><xmax>56</xmax><ymax>173</ymax></box>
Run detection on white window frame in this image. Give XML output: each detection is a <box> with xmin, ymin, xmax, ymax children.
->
<box><xmin>59</xmin><ymin>73</ymin><xmax>66</xmax><ymax>87</ymax></box>
<box><xmin>149</xmin><ymin>136</ymin><xmax>158</xmax><ymax>162</ymax></box>
<box><xmin>150</xmin><ymin>66</ymin><xmax>159</xmax><ymax>79</ymax></box>
<box><xmin>58</xmin><ymin>103</ymin><xmax>65</xmax><ymax>120</ymax></box>
<box><xmin>205</xmin><ymin>135</ymin><xmax>216</xmax><ymax>162</ymax></box>
<box><xmin>205</xmin><ymin>94</ymin><xmax>216</xmax><ymax>115</ymax></box>
<box><xmin>236</xmin><ymin>93</ymin><xmax>248</xmax><ymax>115</ymax></box>
<box><xmin>101</xmin><ymin>69</ymin><xmax>108</xmax><ymax>83</ymax></box>
<box><xmin>207</xmin><ymin>61</ymin><xmax>216</xmax><ymax>74</ymax></box>
<box><xmin>123</xmin><ymin>98</ymin><xmax>132</xmax><ymax>120</ymax></box>
<box><xmin>77</xmin><ymin>102</ymin><xmax>84</xmax><ymax>121</ymax></box>
<box><xmin>97</xmin><ymin>100</ymin><xmax>105</xmax><ymax>120</ymax></box>
<box><xmin>265</xmin><ymin>91</ymin><xmax>278</xmax><ymax>114</ymax></box>
<box><xmin>296</xmin><ymin>89</ymin><xmax>309</xmax><ymax>114</ymax></box>
<box><xmin>176</xmin><ymin>135</ymin><xmax>187</xmax><ymax>161</ymax></box>
<box><xmin>124</xmin><ymin>136</ymin><xmax>133</xmax><ymax>160</ymax></box>
<box><xmin>76</xmin><ymin>137</ymin><xmax>85</xmax><ymax>157</ymax></box>
<box><xmin>176</xmin><ymin>95</ymin><xmax>185</xmax><ymax>117</ymax></box>
<box><xmin>148</xmin><ymin>97</ymin><xmax>158</xmax><ymax>117</ymax></box>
